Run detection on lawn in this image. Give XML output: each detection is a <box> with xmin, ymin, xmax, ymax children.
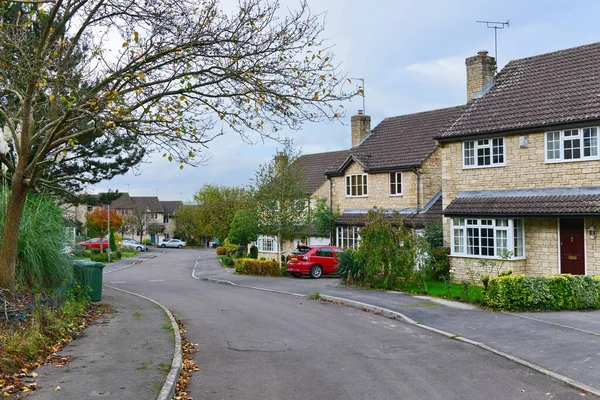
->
<box><xmin>396</xmin><ymin>281</ymin><xmax>484</xmax><ymax>304</ymax></box>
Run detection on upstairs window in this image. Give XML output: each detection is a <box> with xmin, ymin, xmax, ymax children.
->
<box><xmin>389</xmin><ymin>172</ymin><xmax>403</xmax><ymax>196</ymax></box>
<box><xmin>546</xmin><ymin>127</ymin><xmax>599</xmax><ymax>162</ymax></box>
<box><xmin>463</xmin><ymin>138</ymin><xmax>505</xmax><ymax>168</ymax></box>
<box><xmin>345</xmin><ymin>174</ymin><xmax>368</xmax><ymax>197</ymax></box>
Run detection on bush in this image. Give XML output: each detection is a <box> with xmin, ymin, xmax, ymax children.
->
<box><xmin>109</xmin><ymin>232</ymin><xmax>117</xmax><ymax>252</ymax></box>
<box><xmin>216</xmin><ymin>246</ymin><xmax>226</xmax><ymax>255</ymax></box>
<box><xmin>424</xmin><ymin>246</ymin><xmax>450</xmax><ymax>282</ymax></box>
<box><xmin>218</xmin><ymin>255</ymin><xmax>234</xmax><ymax>267</ymax></box>
<box><xmin>249</xmin><ymin>245</ymin><xmax>258</xmax><ymax>259</ymax></box>
<box><xmin>223</xmin><ymin>238</ymin><xmax>238</xmax><ymax>255</ymax></box>
<box><xmin>83</xmin><ymin>250</ymin><xmax>92</xmax><ymax>258</ymax></box>
<box><xmin>143</xmin><ymin>238</ymin><xmax>152</xmax><ymax>246</ymax></box>
<box><xmin>90</xmin><ymin>252</ymin><xmax>109</xmax><ymax>263</ymax></box>
<box><xmin>235</xmin><ymin>258</ymin><xmax>282</xmax><ymax>276</ymax></box>
<box><xmin>337</xmin><ymin>249</ymin><xmax>366</xmax><ymax>285</ymax></box>
<box><xmin>0</xmin><ymin>189</ymin><xmax>72</xmax><ymax>290</ymax></box>
<box><xmin>485</xmin><ymin>274</ymin><xmax>600</xmax><ymax>311</ymax></box>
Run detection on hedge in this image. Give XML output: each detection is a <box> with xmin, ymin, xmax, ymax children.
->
<box><xmin>485</xmin><ymin>274</ymin><xmax>600</xmax><ymax>311</ymax></box>
<box><xmin>218</xmin><ymin>255</ymin><xmax>234</xmax><ymax>267</ymax></box>
<box><xmin>235</xmin><ymin>258</ymin><xmax>282</xmax><ymax>276</ymax></box>
<box><xmin>216</xmin><ymin>246</ymin><xmax>226</xmax><ymax>256</ymax></box>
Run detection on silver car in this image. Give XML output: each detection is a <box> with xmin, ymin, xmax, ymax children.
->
<box><xmin>160</xmin><ymin>239</ymin><xmax>186</xmax><ymax>248</ymax></box>
<box><xmin>121</xmin><ymin>238</ymin><xmax>147</xmax><ymax>252</ymax></box>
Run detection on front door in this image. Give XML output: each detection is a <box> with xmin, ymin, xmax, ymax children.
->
<box><xmin>560</xmin><ymin>218</ymin><xmax>585</xmax><ymax>275</ymax></box>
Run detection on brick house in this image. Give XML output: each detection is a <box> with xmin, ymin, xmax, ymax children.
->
<box><xmin>437</xmin><ymin>42</ymin><xmax>600</xmax><ymax>280</ymax></box>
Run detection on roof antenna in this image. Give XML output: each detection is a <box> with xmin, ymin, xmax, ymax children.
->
<box><xmin>350</xmin><ymin>77</ymin><xmax>365</xmax><ymax>114</ymax></box>
<box><xmin>476</xmin><ymin>20</ymin><xmax>509</xmax><ymax>72</ymax></box>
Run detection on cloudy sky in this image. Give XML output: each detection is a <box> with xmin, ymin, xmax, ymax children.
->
<box><xmin>94</xmin><ymin>0</ymin><xmax>600</xmax><ymax>203</ymax></box>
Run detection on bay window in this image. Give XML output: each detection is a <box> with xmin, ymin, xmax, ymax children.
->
<box><xmin>336</xmin><ymin>226</ymin><xmax>361</xmax><ymax>249</ymax></box>
<box><xmin>451</xmin><ymin>218</ymin><xmax>524</xmax><ymax>259</ymax></box>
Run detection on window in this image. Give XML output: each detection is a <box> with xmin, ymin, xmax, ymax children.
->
<box><xmin>389</xmin><ymin>172</ymin><xmax>402</xmax><ymax>196</ymax></box>
<box><xmin>256</xmin><ymin>235</ymin><xmax>278</xmax><ymax>253</ymax></box>
<box><xmin>164</xmin><ymin>215</ymin><xmax>170</xmax><ymax>223</ymax></box>
<box><xmin>463</xmin><ymin>138</ymin><xmax>505</xmax><ymax>168</ymax></box>
<box><xmin>451</xmin><ymin>218</ymin><xmax>524</xmax><ymax>259</ymax></box>
<box><xmin>546</xmin><ymin>127</ymin><xmax>600</xmax><ymax>162</ymax></box>
<box><xmin>345</xmin><ymin>174</ymin><xmax>368</xmax><ymax>197</ymax></box>
<box><xmin>336</xmin><ymin>226</ymin><xmax>361</xmax><ymax>249</ymax></box>
<box><xmin>315</xmin><ymin>247</ymin><xmax>334</xmax><ymax>257</ymax></box>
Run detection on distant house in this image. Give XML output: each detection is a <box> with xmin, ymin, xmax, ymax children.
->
<box><xmin>437</xmin><ymin>43</ymin><xmax>600</xmax><ymax>280</ymax></box>
<box><xmin>160</xmin><ymin>200</ymin><xmax>184</xmax><ymax>240</ymax></box>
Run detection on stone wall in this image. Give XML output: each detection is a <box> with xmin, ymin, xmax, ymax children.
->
<box><xmin>441</xmin><ymin>130</ymin><xmax>600</xmax><ymax>277</ymax></box>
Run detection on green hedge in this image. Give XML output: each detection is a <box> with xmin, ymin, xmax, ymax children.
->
<box><xmin>485</xmin><ymin>274</ymin><xmax>600</xmax><ymax>311</ymax></box>
<box><xmin>218</xmin><ymin>255</ymin><xmax>234</xmax><ymax>267</ymax></box>
<box><xmin>235</xmin><ymin>258</ymin><xmax>282</xmax><ymax>276</ymax></box>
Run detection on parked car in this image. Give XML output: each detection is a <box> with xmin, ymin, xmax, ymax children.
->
<box><xmin>160</xmin><ymin>239</ymin><xmax>186</xmax><ymax>248</ymax></box>
<box><xmin>77</xmin><ymin>238</ymin><xmax>108</xmax><ymax>250</ymax></box>
<box><xmin>121</xmin><ymin>238</ymin><xmax>147</xmax><ymax>252</ymax></box>
<box><xmin>286</xmin><ymin>245</ymin><xmax>345</xmax><ymax>279</ymax></box>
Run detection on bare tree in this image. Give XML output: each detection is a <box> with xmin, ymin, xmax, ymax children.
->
<box><xmin>0</xmin><ymin>0</ymin><xmax>351</xmax><ymax>291</ymax></box>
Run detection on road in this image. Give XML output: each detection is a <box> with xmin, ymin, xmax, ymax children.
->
<box><xmin>107</xmin><ymin>248</ymin><xmax>588</xmax><ymax>399</ymax></box>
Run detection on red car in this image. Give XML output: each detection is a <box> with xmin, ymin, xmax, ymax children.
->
<box><xmin>77</xmin><ymin>238</ymin><xmax>108</xmax><ymax>250</ymax></box>
<box><xmin>286</xmin><ymin>245</ymin><xmax>345</xmax><ymax>279</ymax></box>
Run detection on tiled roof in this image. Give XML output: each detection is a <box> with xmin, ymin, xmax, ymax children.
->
<box><xmin>109</xmin><ymin>192</ymin><xmax>134</xmax><ymax>209</ymax></box>
<box><xmin>439</xmin><ymin>42</ymin><xmax>600</xmax><ymax>139</ymax></box>
<box><xmin>336</xmin><ymin>196</ymin><xmax>442</xmax><ymax>228</ymax></box>
<box><xmin>328</xmin><ymin>106</ymin><xmax>464</xmax><ymax>174</ymax></box>
<box><xmin>444</xmin><ymin>193</ymin><xmax>600</xmax><ymax>217</ymax></box>
<box><xmin>160</xmin><ymin>201</ymin><xmax>183</xmax><ymax>216</ymax></box>
<box><xmin>131</xmin><ymin>197</ymin><xmax>164</xmax><ymax>213</ymax></box>
<box><xmin>293</xmin><ymin>150</ymin><xmax>350</xmax><ymax>193</ymax></box>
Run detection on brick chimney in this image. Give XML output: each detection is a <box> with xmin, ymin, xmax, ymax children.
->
<box><xmin>351</xmin><ymin>110</ymin><xmax>371</xmax><ymax>147</ymax></box>
<box><xmin>465</xmin><ymin>50</ymin><xmax>496</xmax><ymax>101</ymax></box>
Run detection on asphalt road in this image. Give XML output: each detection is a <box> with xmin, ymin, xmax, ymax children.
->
<box><xmin>108</xmin><ymin>248</ymin><xmax>589</xmax><ymax>399</ymax></box>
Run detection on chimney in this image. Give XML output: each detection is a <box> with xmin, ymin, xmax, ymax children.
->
<box><xmin>351</xmin><ymin>110</ymin><xmax>371</xmax><ymax>147</ymax></box>
<box><xmin>274</xmin><ymin>151</ymin><xmax>288</xmax><ymax>174</ymax></box>
<box><xmin>465</xmin><ymin>50</ymin><xmax>496</xmax><ymax>101</ymax></box>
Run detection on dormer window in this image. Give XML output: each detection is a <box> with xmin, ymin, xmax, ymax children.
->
<box><xmin>463</xmin><ymin>138</ymin><xmax>505</xmax><ymax>168</ymax></box>
<box><xmin>345</xmin><ymin>174</ymin><xmax>368</xmax><ymax>197</ymax></box>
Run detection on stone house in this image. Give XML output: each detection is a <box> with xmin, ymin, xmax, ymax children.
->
<box><xmin>437</xmin><ymin>42</ymin><xmax>600</xmax><ymax>280</ymax></box>
<box><xmin>255</xmin><ymin>104</ymin><xmax>459</xmax><ymax>258</ymax></box>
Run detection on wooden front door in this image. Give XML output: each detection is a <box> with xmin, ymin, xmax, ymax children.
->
<box><xmin>560</xmin><ymin>218</ymin><xmax>585</xmax><ymax>275</ymax></box>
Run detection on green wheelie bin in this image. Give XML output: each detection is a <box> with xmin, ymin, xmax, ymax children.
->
<box><xmin>72</xmin><ymin>260</ymin><xmax>105</xmax><ymax>301</ymax></box>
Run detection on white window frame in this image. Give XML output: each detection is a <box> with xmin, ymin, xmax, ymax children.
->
<box><xmin>336</xmin><ymin>226</ymin><xmax>361</xmax><ymax>249</ymax></box>
<box><xmin>389</xmin><ymin>172</ymin><xmax>403</xmax><ymax>196</ymax></box>
<box><xmin>545</xmin><ymin>127</ymin><xmax>600</xmax><ymax>162</ymax></box>
<box><xmin>255</xmin><ymin>235</ymin><xmax>278</xmax><ymax>253</ymax></box>
<box><xmin>345</xmin><ymin>174</ymin><xmax>368</xmax><ymax>197</ymax></box>
<box><xmin>462</xmin><ymin>137</ymin><xmax>506</xmax><ymax>168</ymax></box>
<box><xmin>450</xmin><ymin>218</ymin><xmax>525</xmax><ymax>259</ymax></box>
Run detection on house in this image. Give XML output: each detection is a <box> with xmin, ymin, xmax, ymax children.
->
<box><xmin>255</xmin><ymin>102</ymin><xmax>460</xmax><ymax>258</ymax></box>
<box><xmin>160</xmin><ymin>200</ymin><xmax>184</xmax><ymax>240</ymax></box>
<box><xmin>326</xmin><ymin>107</ymin><xmax>463</xmax><ymax>248</ymax></box>
<box><xmin>437</xmin><ymin>43</ymin><xmax>600</xmax><ymax>280</ymax></box>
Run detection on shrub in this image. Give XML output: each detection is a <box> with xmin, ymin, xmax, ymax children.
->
<box><xmin>109</xmin><ymin>232</ymin><xmax>117</xmax><ymax>252</ymax></box>
<box><xmin>337</xmin><ymin>249</ymin><xmax>366</xmax><ymax>285</ymax></box>
<box><xmin>218</xmin><ymin>255</ymin><xmax>235</xmax><ymax>267</ymax></box>
<box><xmin>249</xmin><ymin>245</ymin><xmax>258</xmax><ymax>259</ymax></box>
<box><xmin>235</xmin><ymin>258</ymin><xmax>281</xmax><ymax>276</ymax></box>
<box><xmin>485</xmin><ymin>274</ymin><xmax>600</xmax><ymax>311</ymax></box>
<box><xmin>0</xmin><ymin>189</ymin><xmax>73</xmax><ymax>290</ymax></box>
<box><xmin>83</xmin><ymin>250</ymin><xmax>92</xmax><ymax>258</ymax></box>
<box><xmin>143</xmin><ymin>238</ymin><xmax>152</xmax><ymax>246</ymax></box>
<box><xmin>223</xmin><ymin>238</ymin><xmax>238</xmax><ymax>255</ymax></box>
<box><xmin>216</xmin><ymin>246</ymin><xmax>226</xmax><ymax>255</ymax></box>
<box><xmin>90</xmin><ymin>252</ymin><xmax>109</xmax><ymax>263</ymax></box>
<box><xmin>424</xmin><ymin>246</ymin><xmax>450</xmax><ymax>282</ymax></box>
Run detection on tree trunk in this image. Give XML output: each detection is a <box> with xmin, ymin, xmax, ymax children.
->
<box><xmin>0</xmin><ymin>181</ymin><xmax>28</xmax><ymax>292</ymax></box>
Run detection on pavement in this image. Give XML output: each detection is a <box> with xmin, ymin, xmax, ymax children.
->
<box><xmin>20</xmin><ymin>248</ymin><xmax>600</xmax><ymax>398</ymax></box>
<box><xmin>22</xmin><ymin>251</ymin><xmax>181</xmax><ymax>400</ymax></box>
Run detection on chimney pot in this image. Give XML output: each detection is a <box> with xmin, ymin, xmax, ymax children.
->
<box><xmin>357</xmin><ymin>109</ymin><xmax>364</xmax><ymax>115</ymax></box>
<box><xmin>477</xmin><ymin>50</ymin><xmax>489</xmax><ymax>56</ymax></box>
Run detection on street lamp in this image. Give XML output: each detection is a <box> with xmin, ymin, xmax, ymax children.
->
<box><xmin>144</xmin><ymin>207</ymin><xmax>150</xmax><ymax>250</ymax></box>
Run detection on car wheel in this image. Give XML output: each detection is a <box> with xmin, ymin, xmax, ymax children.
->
<box><xmin>309</xmin><ymin>265</ymin><xmax>323</xmax><ymax>279</ymax></box>
<box><xmin>178</xmin><ymin>245</ymin><xmax>183</xmax><ymax>249</ymax></box>
<box><xmin>81</xmin><ymin>245</ymin><xmax>87</xmax><ymax>250</ymax></box>
<box><xmin>160</xmin><ymin>244</ymin><xmax>166</xmax><ymax>248</ymax></box>
<box><xmin>136</xmin><ymin>246</ymin><xmax>142</xmax><ymax>251</ymax></box>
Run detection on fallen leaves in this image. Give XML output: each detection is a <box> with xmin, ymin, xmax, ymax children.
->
<box><xmin>172</xmin><ymin>317</ymin><xmax>199</xmax><ymax>400</ymax></box>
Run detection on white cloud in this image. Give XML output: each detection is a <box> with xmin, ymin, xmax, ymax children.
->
<box><xmin>405</xmin><ymin>56</ymin><xmax>466</xmax><ymax>85</ymax></box>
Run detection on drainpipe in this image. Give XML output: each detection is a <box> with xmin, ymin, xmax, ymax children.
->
<box><xmin>328</xmin><ymin>177</ymin><xmax>333</xmax><ymax>245</ymax></box>
<box><xmin>414</xmin><ymin>167</ymin><xmax>422</xmax><ymax>212</ymax></box>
